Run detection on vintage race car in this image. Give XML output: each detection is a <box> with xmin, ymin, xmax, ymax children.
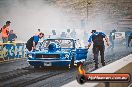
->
<box><xmin>27</xmin><ymin>38</ymin><xmax>88</xmax><ymax>68</ymax></box>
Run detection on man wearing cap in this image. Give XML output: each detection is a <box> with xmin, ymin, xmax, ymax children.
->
<box><xmin>26</xmin><ymin>32</ymin><xmax>44</xmax><ymax>51</ymax></box>
<box><xmin>0</xmin><ymin>21</ymin><xmax>11</xmax><ymax>43</ymax></box>
<box><xmin>87</xmin><ymin>30</ymin><xmax>109</xmax><ymax>69</ymax></box>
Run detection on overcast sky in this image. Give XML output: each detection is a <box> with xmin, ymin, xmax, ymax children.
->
<box><xmin>0</xmin><ymin>0</ymin><xmax>75</xmax><ymax>41</ymax></box>
<box><xmin>0</xmin><ymin>0</ymin><xmax>131</xmax><ymax>42</ymax></box>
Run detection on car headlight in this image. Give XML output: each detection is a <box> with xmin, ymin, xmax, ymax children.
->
<box><xmin>65</xmin><ymin>54</ymin><xmax>69</xmax><ymax>58</ymax></box>
<box><xmin>28</xmin><ymin>54</ymin><xmax>32</xmax><ymax>58</ymax></box>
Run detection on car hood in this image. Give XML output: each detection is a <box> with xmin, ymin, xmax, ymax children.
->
<box><xmin>28</xmin><ymin>50</ymin><xmax>70</xmax><ymax>54</ymax></box>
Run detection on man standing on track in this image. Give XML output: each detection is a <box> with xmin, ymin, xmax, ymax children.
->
<box><xmin>87</xmin><ymin>30</ymin><xmax>109</xmax><ymax>69</ymax></box>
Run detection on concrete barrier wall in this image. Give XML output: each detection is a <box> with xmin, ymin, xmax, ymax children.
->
<box><xmin>62</xmin><ymin>54</ymin><xmax>132</xmax><ymax>87</ymax></box>
<box><xmin>0</xmin><ymin>43</ymin><xmax>25</xmax><ymax>62</ymax></box>
<box><xmin>106</xmin><ymin>63</ymin><xmax>132</xmax><ymax>87</ymax></box>
<box><xmin>95</xmin><ymin>56</ymin><xmax>132</xmax><ymax>87</ymax></box>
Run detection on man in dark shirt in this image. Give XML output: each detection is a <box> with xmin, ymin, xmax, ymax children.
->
<box><xmin>87</xmin><ymin>30</ymin><xmax>109</xmax><ymax>69</ymax></box>
<box><xmin>26</xmin><ymin>33</ymin><xmax>44</xmax><ymax>51</ymax></box>
<box><xmin>8</xmin><ymin>30</ymin><xmax>17</xmax><ymax>42</ymax></box>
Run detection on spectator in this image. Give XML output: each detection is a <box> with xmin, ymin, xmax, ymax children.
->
<box><xmin>8</xmin><ymin>30</ymin><xmax>17</xmax><ymax>42</ymax></box>
<box><xmin>60</xmin><ymin>32</ymin><xmax>66</xmax><ymax>38</ymax></box>
<box><xmin>52</xmin><ymin>30</ymin><xmax>56</xmax><ymax>35</ymax></box>
<box><xmin>128</xmin><ymin>32</ymin><xmax>132</xmax><ymax>47</ymax></box>
<box><xmin>108</xmin><ymin>30</ymin><xmax>116</xmax><ymax>50</ymax></box>
<box><xmin>50</xmin><ymin>30</ymin><xmax>57</xmax><ymax>38</ymax></box>
<box><xmin>70</xmin><ymin>29</ymin><xmax>76</xmax><ymax>39</ymax></box>
<box><xmin>66</xmin><ymin>29</ymin><xmax>71</xmax><ymax>38</ymax></box>
<box><xmin>0</xmin><ymin>21</ymin><xmax>11</xmax><ymax>43</ymax></box>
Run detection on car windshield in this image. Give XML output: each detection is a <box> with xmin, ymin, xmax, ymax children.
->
<box><xmin>43</xmin><ymin>39</ymin><xmax>74</xmax><ymax>49</ymax></box>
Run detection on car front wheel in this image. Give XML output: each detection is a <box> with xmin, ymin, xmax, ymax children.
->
<box><xmin>34</xmin><ymin>66</ymin><xmax>40</xmax><ymax>69</ymax></box>
<box><xmin>70</xmin><ymin>57</ymin><xmax>75</xmax><ymax>68</ymax></box>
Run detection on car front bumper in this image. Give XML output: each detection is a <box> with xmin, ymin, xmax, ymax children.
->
<box><xmin>27</xmin><ymin>59</ymin><xmax>71</xmax><ymax>67</ymax></box>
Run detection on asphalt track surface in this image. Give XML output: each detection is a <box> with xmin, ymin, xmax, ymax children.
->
<box><xmin>0</xmin><ymin>47</ymin><xmax>131</xmax><ymax>87</ymax></box>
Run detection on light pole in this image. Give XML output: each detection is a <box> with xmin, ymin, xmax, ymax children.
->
<box><xmin>83</xmin><ymin>0</ymin><xmax>91</xmax><ymax>45</ymax></box>
<box><xmin>86</xmin><ymin>0</ymin><xmax>91</xmax><ymax>28</ymax></box>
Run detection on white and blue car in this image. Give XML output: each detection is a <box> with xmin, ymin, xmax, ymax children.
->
<box><xmin>27</xmin><ymin>38</ymin><xmax>88</xmax><ymax>68</ymax></box>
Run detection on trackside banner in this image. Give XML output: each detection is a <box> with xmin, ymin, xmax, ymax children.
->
<box><xmin>76</xmin><ymin>65</ymin><xmax>131</xmax><ymax>84</ymax></box>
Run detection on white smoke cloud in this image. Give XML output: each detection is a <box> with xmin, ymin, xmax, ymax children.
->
<box><xmin>0</xmin><ymin>0</ymin><xmax>73</xmax><ymax>41</ymax></box>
